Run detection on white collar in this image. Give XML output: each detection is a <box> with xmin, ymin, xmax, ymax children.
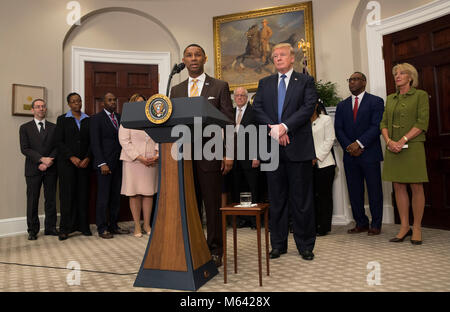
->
<box><xmin>352</xmin><ymin>91</ymin><xmax>365</xmax><ymax>101</ymax></box>
<box><xmin>34</xmin><ymin>118</ymin><xmax>45</xmax><ymax>127</ymax></box>
<box><xmin>189</xmin><ymin>73</ymin><xmax>206</xmax><ymax>83</ymax></box>
<box><xmin>278</xmin><ymin>68</ymin><xmax>294</xmax><ymax>80</ymax></box>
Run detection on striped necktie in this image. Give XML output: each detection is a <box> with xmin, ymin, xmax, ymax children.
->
<box><xmin>110</xmin><ymin>112</ymin><xmax>118</xmax><ymax>129</ymax></box>
<box><xmin>190</xmin><ymin>79</ymin><xmax>199</xmax><ymax>97</ymax></box>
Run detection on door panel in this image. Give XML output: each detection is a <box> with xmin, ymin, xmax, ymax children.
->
<box><xmin>84</xmin><ymin>61</ymin><xmax>159</xmax><ymax>224</ymax></box>
<box><xmin>383</xmin><ymin>14</ymin><xmax>450</xmax><ymax>229</ymax></box>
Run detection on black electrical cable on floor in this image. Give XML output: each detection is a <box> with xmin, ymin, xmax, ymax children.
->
<box><xmin>0</xmin><ymin>261</ymin><xmax>138</xmax><ymax>276</ymax></box>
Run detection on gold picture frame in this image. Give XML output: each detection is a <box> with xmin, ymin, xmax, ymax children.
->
<box><xmin>213</xmin><ymin>1</ymin><xmax>316</xmax><ymax>92</ymax></box>
<box><xmin>12</xmin><ymin>84</ymin><xmax>47</xmax><ymax>116</ymax></box>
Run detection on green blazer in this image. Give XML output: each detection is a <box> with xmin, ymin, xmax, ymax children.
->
<box><xmin>380</xmin><ymin>88</ymin><xmax>429</xmax><ymax>142</ymax></box>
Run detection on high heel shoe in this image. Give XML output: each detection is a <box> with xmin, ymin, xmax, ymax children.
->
<box><xmin>389</xmin><ymin>228</ymin><xmax>412</xmax><ymax>242</ymax></box>
<box><xmin>134</xmin><ymin>232</ymin><xmax>143</xmax><ymax>238</ymax></box>
<box><xmin>411</xmin><ymin>228</ymin><xmax>422</xmax><ymax>245</ymax></box>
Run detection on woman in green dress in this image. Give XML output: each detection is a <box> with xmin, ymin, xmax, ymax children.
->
<box><xmin>380</xmin><ymin>63</ymin><xmax>429</xmax><ymax>245</ymax></box>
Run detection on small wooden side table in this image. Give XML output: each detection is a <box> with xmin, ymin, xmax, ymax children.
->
<box><xmin>220</xmin><ymin>203</ymin><xmax>269</xmax><ymax>286</ymax></box>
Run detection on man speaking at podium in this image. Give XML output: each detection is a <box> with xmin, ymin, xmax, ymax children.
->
<box><xmin>170</xmin><ymin>44</ymin><xmax>234</xmax><ymax>267</ymax></box>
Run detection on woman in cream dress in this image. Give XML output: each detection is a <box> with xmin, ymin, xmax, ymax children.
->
<box><xmin>119</xmin><ymin>94</ymin><xmax>158</xmax><ymax>237</ymax></box>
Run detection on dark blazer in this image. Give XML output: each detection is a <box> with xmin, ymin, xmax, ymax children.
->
<box><xmin>170</xmin><ymin>74</ymin><xmax>234</xmax><ymax>171</ymax></box>
<box><xmin>19</xmin><ymin>120</ymin><xmax>57</xmax><ymax>176</ymax></box>
<box><xmin>234</xmin><ymin>104</ymin><xmax>258</xmax><ymax>169</ymax></box>
<box><xmin>56</xmin><ymin>114</ymin><xmax>91</xmax><ymax>165</ymax></box>
<box><xmin>334</xmin><ymin>92</ymin><xmax>384</xmax><ymax>163</ymax></box>
<box><xmin>89</xmin><ymin>110</ymin><xmax>122</xmax><ymax>170</ymax></box>
<box><xmin>252</xmin><ymin>70</ymin><xmax>317</xmax><ymax>161</ymax></box>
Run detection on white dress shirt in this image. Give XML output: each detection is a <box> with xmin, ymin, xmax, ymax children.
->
<box><xmin>277</xmin><ymin>67</ymin><xmax>294</xmax><ymax>132</ymax></box>
<box><xmin>188</xmin><ymin>73</ymin><xmax>206</xmax><ymax>96</ymax></box>
<box><xmin>33</xmin><ymin>118</ymin><xmax>46</xmax><ymax>131</ymax></box>
<box><xmin>352</xmin><ymin>91</ymin><xmax>365</xmax><ymax>149</ymax></box>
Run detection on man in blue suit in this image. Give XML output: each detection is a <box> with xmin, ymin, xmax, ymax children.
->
<box><xmin>335</xmin><ymin>72</ymin><xmax>384</xmax><ymax>235</ymax></box>
<box><xmin>253</xmin><ymin>43</ymin><xmax>317</xmax><ymax>261</ymax></box>
<box><xmin>90</xmin><ymin>92</ymin><xmax>129</xmax><ymax>238</ymax></box>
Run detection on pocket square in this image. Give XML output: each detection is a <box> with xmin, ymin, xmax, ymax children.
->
<box><xmin>208</xmin><ymin>96</ymin><xmax>216</xmax><ymax>100</ymax></box>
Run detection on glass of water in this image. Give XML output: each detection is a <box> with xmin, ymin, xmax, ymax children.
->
<box><xmin>240</xmin><ymin>192</ymin><xmax>252</xmax><ymax>206</ymax></box>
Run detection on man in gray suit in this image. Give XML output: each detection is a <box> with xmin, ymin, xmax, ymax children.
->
<box><xmin>19</xmin><ymin>99</ymin><xmax>58</xmax><ymax>240</ymax></box>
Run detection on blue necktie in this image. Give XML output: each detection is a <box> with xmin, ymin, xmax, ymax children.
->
<box><xmin>278</xmin><ymin>74</ymin><xmax>287</xmax><ymax>123</ymax></box>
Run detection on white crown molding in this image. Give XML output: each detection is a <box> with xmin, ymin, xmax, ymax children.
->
<box><xmin>366</xmin><ymin>0</ymin><xmax>450</xmax><ymax>99</ymax></box>
<box><xmin>72</xmin><ymin>46</ymin><xmax>171</xmax><ymax>110</ymax></box>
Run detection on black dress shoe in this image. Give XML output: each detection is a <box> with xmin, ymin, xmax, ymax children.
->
<box><xmin>58</xmin><ymin>233</ymin><xmax>69</xmax><ymax>241</ymax></box>
<box><xmin>299</xmin><ymin>250</ymin><xmax>314</xmax><ymax>261</ymax></box>
<box><xmin>347</xmin><ymin>226</ymin><xmax>369</xmax><ymax>234</ymax></box>
<box><xmin>99</xmin><ymin>232</ymin><xmax>114</xmax><ymax>239</ymax></box>
<box><xmin>28</xmin><ymin>233</ymin><xmax>37</xmax><ymax>240</ymax></box>
<box><xmin>389</xmin><ymin>228</ymin><xmax>412</xmax><ymax>242</ymax></box>
<box><xmin>368</xmin><ymin>228</ymin><xmax>381</xmax><ymax>236</ymax></box>
<box><xmin>111</xmin><ymin>228</ymin><xmax>130</xmax><ymax>234</ymax></box>
<box><xmin>269</xmin><ymin>249</ymin><xmax>287</xmax><ymax>259</ymax></box>
<box><xmin>316</xmin><ymin>232</ymin><xmax>328</xmax><ymax>237</ymax></box>
<box><xmin>45</xmin><ymin>229</ymin><xmax>59</xmax><ymax>236</ymax></box>
<box><xmin>211</xmin><ymin>255</ymin><xmax>222</xmax><ymax>267</ymax></box>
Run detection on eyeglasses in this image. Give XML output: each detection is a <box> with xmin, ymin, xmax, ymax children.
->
<box><xmin>347</xmin><ymin>77</ymin><xmax>365</xmax><ymax>83</ymax></box>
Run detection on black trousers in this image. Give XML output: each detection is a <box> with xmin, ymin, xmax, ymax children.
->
<box><xmin>25</xmin><ymin>173</ymin><xmax>57</xmax><ymax>234</ymax></box>
<box><xmin>266</xmin><ymin>158</ymin><xmax>316</xmax><ymax>253</ymax></box>
<box><xmin>313</xmin><ymin>165</ymin><xmax>335</xmax><ymax>234</ymax></box>
<box><xmin>58</xmin><ymin>162</ymin><xmax>90</xmax><ymax>234</ymax></box>
<box><xmin>95</xmin><ymin>164</ymin><xmax>122</xmax><ymax>234</ymax></box>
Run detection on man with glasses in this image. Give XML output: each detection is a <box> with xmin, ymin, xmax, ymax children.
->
<box><xmin>19</xmin><ymin>99</ymin><xmax>58</xmax><ymax>240</ymax></box>
<box><xmin>231</xmin><ymin>87</ymin><xmax>260</xmax><ymax>229</ymax></box>
<box><xmin>334</xmin><ymin>72</ymin><xmax>385</xmax><ymax>235</ymax></box>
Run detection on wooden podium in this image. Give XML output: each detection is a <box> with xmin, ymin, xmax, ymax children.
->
<box><xmin>121</xmin><ymin>96</ymin><xmax>232</xmax><ymax>291</ymax></box>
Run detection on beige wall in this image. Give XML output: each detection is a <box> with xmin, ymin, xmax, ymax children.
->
<box><xmin>0</xmin><ymin>0</ymin><xmax>435</xmax><ymax>220</ymax></box>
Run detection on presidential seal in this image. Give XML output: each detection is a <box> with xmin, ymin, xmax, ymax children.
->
<box><xmin>145</xmin><ymin>94</ymin><xmax>173</xmax><ymax>124</ymax></box>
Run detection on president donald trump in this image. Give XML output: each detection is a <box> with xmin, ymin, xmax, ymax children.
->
<box><xmin>253</xmin><ymin>43</ymin><xmax>318</xmax><ymax>261</ymax></box>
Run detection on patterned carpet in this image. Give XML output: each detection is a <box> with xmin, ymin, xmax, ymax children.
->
<box><xmin>0</xmin><ymin>223</ymin><xmax>449</xmax><ymax>292</ymax></box>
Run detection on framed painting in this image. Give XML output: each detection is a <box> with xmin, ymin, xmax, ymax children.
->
<box><xmin>12</xmin><ymin>84</ymin><xmax>46</xmax><ymax>116</ymax></box>
<box><xmin>213</xmin><ymin>1</ymin><xmax>316</xmax><ymax>92</ymax></box>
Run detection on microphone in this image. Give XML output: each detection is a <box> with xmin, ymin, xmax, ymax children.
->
<box><xmin>171</xmin><ymin>63</ymin><xmax>185</xmax><ymax>75</ymax></box>
<box><xmin>166</xmin><ymin>63</ymin><xmax>185</xmax><ymax>96</ymax></box>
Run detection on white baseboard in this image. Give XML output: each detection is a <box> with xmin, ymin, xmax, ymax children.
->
<box><xmin>332</xmin><ymin>214</ymin><xmax>352</xmax><ymax>225</ymax></box>
<box><xmin>0</xmin><ymin>214</ymin><xmax>60</xmax><ymax>238</ymax></box>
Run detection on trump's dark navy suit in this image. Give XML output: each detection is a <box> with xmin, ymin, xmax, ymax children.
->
<box><xmin>253</xmin><ymin>70</ymin><xmax>317</xmax><ymax>253</ymax></box>
<box><xmin>334</xmin><ymin>92</ymin><xmax>384</xmax><ymax>229</ymax></box>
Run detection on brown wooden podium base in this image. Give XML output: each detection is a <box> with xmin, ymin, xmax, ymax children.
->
<box><xmin>134</xmin><ymin>143</ymin><xmax>218</xmax><ymax>290</ymax></box>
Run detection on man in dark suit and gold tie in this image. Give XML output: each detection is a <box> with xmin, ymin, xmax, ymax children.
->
<box><xmin>19</xmin><ymin>99</ymin><xmax>58</xmax><ymax>240</ymax></box>
<box><xmin>170</xmin><ymin>44</ymin><xmax>234</xmax><ymax>267</ymax></box>
<box><xmin>253</xmin><ymin>43</ymin><xmax>318</xmax><ymax>261</ymax></box>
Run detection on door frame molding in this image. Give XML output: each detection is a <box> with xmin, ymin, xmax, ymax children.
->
<box><xmin>365</xmin><ymin>0</ymin><xmax>450</xmax><ymax>224</ymax></box>
<box><xmin>72</xmin><ymin>46</ymin><xmax>170</xmax><ymax>110</ymax></box>
<box><xmin>366</xmin><ymin>0</ymin><xmax>450</xmax><ymax>99</ymax></box>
